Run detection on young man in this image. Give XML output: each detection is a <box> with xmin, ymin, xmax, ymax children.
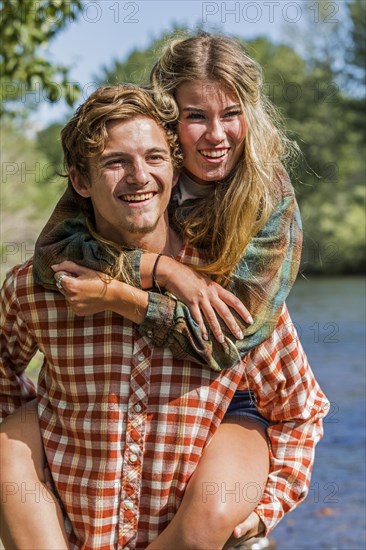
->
<box><xmin>0</xmin><ymin>85</ymin><xmax>263</xmax><ymax>549</ymax></box>
<box><xmin>0</xmin><ymin>85</ymin><xmax>328</xmax><ymax>549</ymax></box>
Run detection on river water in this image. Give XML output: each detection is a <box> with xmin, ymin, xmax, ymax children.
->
<box><xmin>271</xmin><ymin>277</ymin><xmax>366</xmax><ymax>550</ymax></box>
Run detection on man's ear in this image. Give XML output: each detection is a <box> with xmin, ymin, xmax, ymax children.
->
<box><xmin>172</xmin><ymin>168</ymin><xmax>180</xmax><ymax>188</ymax></box>
<box><xmin>69</xmin><ymin>166</ymin><xmax>91</xmax><ymax>198</ymax></box>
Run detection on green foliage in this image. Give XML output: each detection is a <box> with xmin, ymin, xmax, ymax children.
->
<box><xmin>239</xmin><ymin>34</ymin><xmax>365</xmax><ymax>271</ymax></box>
<box><xmin>347</xmin><ymin>0</ymin><xmax>366</xmax><ymax>80</ymax></box>
<box><xmin>1</xmin><ymin>119</ymin><xmax>65</xmax><ymax>277</ymax></box>
<box><xmin>0</xmin><ymin>0</ymin><xmax>83</xmax><ymax>117</ymax></box>
<box><xmin>96</xmin><ymin>26</ymin><xmax>190</xmax><ymax>86</ymax></box>
<box><xmin>36</xmin><ymin>121</ymin><xmax>65</xmax><ymax>176</ymax></box>
<box><xmin>98</xmin><ymin>48</ymin><xmax>156</xmax><ymax>87</ymax></box>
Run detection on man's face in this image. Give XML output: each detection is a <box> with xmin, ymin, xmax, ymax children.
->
<box><xmin>73</xmin><ymin>116</ymin><xmax>175</xmax><ymax>245</ymax></box>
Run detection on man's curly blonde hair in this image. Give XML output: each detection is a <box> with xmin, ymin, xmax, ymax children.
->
<box><xmin>61</xmin><ymin>84</ymin><xmax>182</xmax><ymax>180</ymax></box>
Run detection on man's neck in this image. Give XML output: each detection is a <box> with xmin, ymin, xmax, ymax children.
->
<box><xmin>123</xmin><ymin>226</ymin><xmax>182</xmax><ymax>257</ymax></box>
<box><xmin>95</xmin><ymin>213</ymin><xmax>182</xmax><ymax>257</ymax></box>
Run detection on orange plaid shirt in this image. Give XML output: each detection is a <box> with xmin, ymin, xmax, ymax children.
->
<box><xmin>1</xmin><ymin>255</ymin><xmax>328</xmax><ymax>548</ymax></box>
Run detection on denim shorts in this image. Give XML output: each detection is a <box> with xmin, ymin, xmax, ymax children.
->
<box><xmin>224</xmin><ymin>390</ymin><xmax>269</xmax><ymax>428</ymax></box>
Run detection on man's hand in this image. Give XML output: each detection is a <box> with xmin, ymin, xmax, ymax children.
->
<box><xmin>233</xmin><ymin>511</ymin><xmax>265</xmax><ymax>540</ymax></box>
<box><xmin>223</xmin><ymin>512</ymin><xmax>265</xmax><ymax>549</ymax></box>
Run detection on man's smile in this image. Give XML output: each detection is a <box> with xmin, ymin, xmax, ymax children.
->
<box><xmin>119</xmin><ymin>192</ymin><xmax>157</xmax><ymax>203</ymax></box>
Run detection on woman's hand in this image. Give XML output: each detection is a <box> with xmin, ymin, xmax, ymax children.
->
<box><xmin>52</xmin><ymin>261</ymin><xmax>148</xmax><ymax>323</ymax></box>
<box><xmin>143</xmin><ymin>254</ymin><xmax>253</xmax><ymax>343</ymax></box>
<box><xmin>52</xmin><ymin>261</ymin><xmax>113</xmax><ymax>316</ymax></box>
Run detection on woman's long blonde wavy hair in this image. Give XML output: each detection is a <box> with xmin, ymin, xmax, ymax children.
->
<box><xmin>151</xmin><ymin>32</ymin><xmax>298</xmax><ymax>284</ymax></box>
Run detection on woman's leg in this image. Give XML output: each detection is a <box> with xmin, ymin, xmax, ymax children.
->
<box><xmin>0</xmin><ymin>400</ymin><xmax>68</xmax><ymax>550</ymax></box>
<box><xmin>146</xmin><ymin>416</ymin><xmax>269</xmax><ymax>550</ymax></box>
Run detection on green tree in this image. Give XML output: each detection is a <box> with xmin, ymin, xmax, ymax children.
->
<box><xmin>1</xmin><ymin>119</ymin><xmax>65</xmax><ymax>277</ymax></box>
<box><xmin>346</xmin><ymin>0</ymin><xmax>366</xmax><ymax>85</ymax></box>
<box><xmin>0</xmin><ymin>0</ymin><xmax>83</xmax><ymax>117</ymax></box>
<box><xmin>343</xmin><ymin>0</ymin><xmax>366</xmax><ymax>139</ymax></box>
<box><xmin>96</xmin><ymin>26</ymin><xmax>189</xmax><ymax>86</ymax></box>
<box><xmin>283</xmin><ymin>0</ymin><xmax>366</xmax><ymax>273</ymax></box>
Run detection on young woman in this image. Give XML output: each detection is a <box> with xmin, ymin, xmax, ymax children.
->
<box><xmin>0</xmin><ymin>34</ymin><xmax>327</xmax><ymax>550</ymax></box>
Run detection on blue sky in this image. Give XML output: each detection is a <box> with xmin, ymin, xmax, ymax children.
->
<box><xmin>33</xmin><ymin>0</ymin><xmax>343</xmax><ymax>127</ymax></box>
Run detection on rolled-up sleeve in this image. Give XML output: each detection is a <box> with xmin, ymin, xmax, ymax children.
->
<box><xmin>140</xmin><ymin>292</ymin><xmax>241</xmax><ymax>372</ymax></box>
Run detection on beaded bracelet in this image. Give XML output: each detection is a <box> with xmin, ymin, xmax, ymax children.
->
<box><xmin>152</xmin><ymin>253</ymin><xmax>163</xmax><ymax>290</ymax></box>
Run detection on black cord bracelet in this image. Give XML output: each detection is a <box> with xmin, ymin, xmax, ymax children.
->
<box><xmin>152</xmin><ymin>253</ymin><xmax>163</xmax><ymax>291</ymax></box>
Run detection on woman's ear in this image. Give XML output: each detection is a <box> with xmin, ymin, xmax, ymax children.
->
<box><xmin>69</xmin><ymin>167</ymin><xmax>91</xmax><ymax>198</ymax></box>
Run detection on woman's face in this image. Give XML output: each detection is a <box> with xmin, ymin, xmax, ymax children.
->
<box><xmin>176</xmin><ymin>80</ymin><xmax>246</xmax><ymax>184</ymax></box>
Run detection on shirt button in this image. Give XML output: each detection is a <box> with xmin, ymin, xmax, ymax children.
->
<box><xmin>126</xmin><ymin>485</ymin><xmax>134</xmax><ymax>496</ymax></box>
<box><xmin>134</xmin><ymin>403</ymin><xmax>142</xmax><ymax>413</ymax></box>
<box><xmin>130</xmin><ymin>454</ymin><xmax>138</xmax><ymax>463</ymax></box>
<box><xmin>137</xmin><ymin>353</ymin><xmax>144</xmax><ymax>362</ymax></box>
<box><xmin>147</xmin><ymin>330</ymin><xmax>153</xmax><ymax>338</ymax></box>
<box><xmin>125</xmin><ymin>500</ymin><xmax>134</xmax><ymax>510</ymax></box>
